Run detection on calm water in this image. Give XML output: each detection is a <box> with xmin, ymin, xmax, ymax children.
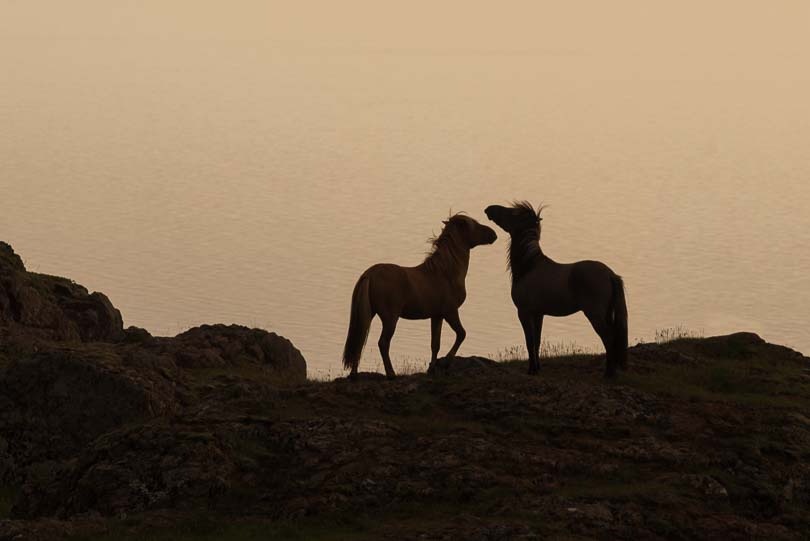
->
<box><xmin>2</xmin><ymin>2</ymin><xmax>809</xmax><ymax>376</ymax></box>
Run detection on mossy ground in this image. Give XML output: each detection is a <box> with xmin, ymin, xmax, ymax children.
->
<box><xmin>60</xmin><ymin>333</ymin><xmax>810</xmax><ymax>540</ymax></box>
<box><xmin>0</xmin><ymin>486</ymin><xmax>16</xmax><ymax>519</ymax></box>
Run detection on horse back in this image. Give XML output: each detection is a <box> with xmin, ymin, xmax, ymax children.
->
<box><xmin>363</xmin><ymin>263</ymin><xmax>460</xmax><ymax>320</ymax></box>
<box><xmin>569</xmin><ymin>260</ymin><xmax>617</xmax><ymax>304</ymax></box>
<box><xmin>512</xmin><ymin>259</ymin><xmax>615</xmax><ymax>316</ymax></box>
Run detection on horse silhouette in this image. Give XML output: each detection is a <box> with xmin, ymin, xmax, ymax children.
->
<box><xmin>343</xmin><ymin>214</ymin><xmax>497</xmax><ymax>378</ymax></box>
<box><xmin>485</xmin><ymin>202</ymin><xmax>628</xmax><ymax>378</ymax></box>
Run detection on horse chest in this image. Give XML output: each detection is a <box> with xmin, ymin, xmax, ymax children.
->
<box><xmin>511</xmin><ymin>282</ymin><xmax>532</xmax><ymax>309</ymax></box>
<box><xmin>449</xmin><ymin>278</ymin><xmax>467</xmax><ymax>303</ymax></box>
<box><xmin>453</xmin><ymin>286</ymin><xmax>467</xmax><ymax>306</ymax></box>
<box><xmin>440</xmin><ymin>280</ymin><xmax>466</xmax><ymax>310</ymax></box>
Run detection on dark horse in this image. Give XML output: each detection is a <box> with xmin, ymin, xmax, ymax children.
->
<box><xmin>485</xmin><ymin>202</ymin><xmax>628</xmax><ymax>378</ymax></box>
<box><xmin>343</xmin><ymin>214</ymin><xmax>497</xmax><ymax>378</ymax></box>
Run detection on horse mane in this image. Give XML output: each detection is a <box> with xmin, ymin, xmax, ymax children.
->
<box><xmin>423</xmin><ymin>214</ymin><xmax>470</xmax><ymax>276</ymax></box>
<box><xmin>507</xmin><ymin>201</ymin><xmax>546</xmax><ymax>279</ymax></box>
<box><xmin>512</xmin><ymin>200</ymin><xmax>544</xmax><ymax>216</ymax></box>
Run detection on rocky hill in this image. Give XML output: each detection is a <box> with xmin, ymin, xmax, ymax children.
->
<box><xmin>1</xmin><ymin>241</ymin><xmax>809</xmax><ymax>540</ymax></box>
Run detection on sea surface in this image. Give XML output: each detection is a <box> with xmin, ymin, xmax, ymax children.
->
<box><xmin>2</xmin><ymin>2</ymin><xmax>808</xmax><ymax>376</ymax></box>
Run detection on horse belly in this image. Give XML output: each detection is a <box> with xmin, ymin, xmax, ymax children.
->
<box><xmin>400</xmin><ymin>306</ymin><xmax>431</xmax><ymax>320</ymax></box>
<box><xmin>513</xmin><ymin>278</ymin><xmax>579</xmax><ymax>317</ymax></box>
<box><xmin>400</xmin><ymin>289</ymin><xmax>440</xmax><ymax>319</ymax></box>
<box><xmin>541</xmin><ymin>302</ymin><xmax>580</xmax><ymax>317</ymax></box>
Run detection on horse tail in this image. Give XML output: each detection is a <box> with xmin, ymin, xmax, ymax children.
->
<box><xmin>342</xmin><ymin>273</ymin><xmax>373</xmax><ymax>371</ymax></box>
<box><xmin>609</xmin><ymin>273</ymin><xmax>628</xmax><ymax>368</ymax></box>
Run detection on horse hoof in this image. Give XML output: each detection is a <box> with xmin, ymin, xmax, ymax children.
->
<box><xmin>386</xmin><ymin>373</ymin><xmax>397</xmax><ymax>380</ymax></box>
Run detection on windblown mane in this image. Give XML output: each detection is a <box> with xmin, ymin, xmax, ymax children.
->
<box><xmin>423</xmin><ymin>214</ymin><xmax>470</xmax><ymax>275</ymax></box>
<box><xmin>507</xmin><ymin>201</ymin><xmax>546</xmax><ymax>279</ymax></box>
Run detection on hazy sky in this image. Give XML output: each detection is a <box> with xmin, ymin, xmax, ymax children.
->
<box><xmin>3</xmin><ymin>1</ymin><xmax>808</xmax><ymax>55</ymax></box>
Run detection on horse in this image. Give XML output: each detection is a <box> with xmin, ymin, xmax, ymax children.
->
<box><xmin>342</xmin><ymin>214</ymin><xmax>497</xmax><ymax>378</ymax></box>
<box><xmin>484</xmin><ymin>202</ymin><xmax>628</xmax><ymax>378</ymax></box>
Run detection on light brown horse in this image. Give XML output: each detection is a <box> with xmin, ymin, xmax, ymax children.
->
<box><xmin>342</xmin><ymin>214</ymin><xmax>497</xmax><ymax>378</ymax></box>
<box><xmin>485</xmin><ymin>202</ymin><xmax>628</xmax><ymax>378</ymax></box>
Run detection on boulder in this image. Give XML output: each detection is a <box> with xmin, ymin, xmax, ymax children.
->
<box><xmin>166</xmin><ymin>324</ymin><xmax>306</xmax><ymax>382</ymax></box>
<box><xmin>14</xmin><ymin>422</ymin><xmax>236</xmax><ymax>518</ymax></box>
<box><xmin>427</xmin><ymin>355</ymin><xmax>500</xmax><ymax>376</ymax></box>
<box><xmin>0</xmin><ymin>242</ymin><xmax>124</xmax><ymax>342</ymax></box>
<box><xmin>122</xmin><ymin>326</ymin><xmax>153</xmax><ymax>344</ymax></box>
<box><xmin>695</xmin><ymin>332</ymin><xmax>765</xmax><ymax>359</ymax></box>
<box><xmin>0</xmin><ymin>347</ymin><xmax>180</xmax><ymax>468</ymax></box>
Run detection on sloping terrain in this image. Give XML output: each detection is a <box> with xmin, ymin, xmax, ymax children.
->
<box><xmin>1</xmin><ymin>241</ymin><xmax>809</xmax><ymax>540</ymax></box>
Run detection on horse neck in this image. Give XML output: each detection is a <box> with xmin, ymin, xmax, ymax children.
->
<box><xmin>509</xmin><ymin>231</ymin><xmax>544</xmax><ymax>281</ymax></box>
<box><xmin>453</xmin><ymin>248</ymin><xmax>471</xmax><ymax>278</ymax></box>
<box><xmin>424</xmin><ymin>241</ymin><xmax>471</xmax><ymax>282</ymax></box>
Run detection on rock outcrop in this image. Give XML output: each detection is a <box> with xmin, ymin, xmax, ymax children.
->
<box><xmin>0</xmin><ymin>242</ymin><xmax>310</xmax><ymax>531</ymax></box>
<box><xmin>427</xmin><ymin>355</ymin><xmax>500</xmax><ymax>376</ymax></box>
<box><xmin>0</xmin><ymin>242</ymin><xmax>123</xmax><ymax>343</ymax></box>
<box><xmin>0</xmin><ymin>346</ymin><xmax>181</xmax><ymax>469</ymax></box>
<box><xmin>166</xmin><ymin>324</ymin><xmax>306</xmax><ymax>380</ymax></box>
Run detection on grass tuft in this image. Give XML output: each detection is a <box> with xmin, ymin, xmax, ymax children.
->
<box><xmin>655</xmin><ymin>326</ymin><xmax>704</xmax><ymax>344</ymax></box>
<box><xmin>494</xmin><ymin>340</ymin><xmax>594</xmax><ymax>362</ymax></box>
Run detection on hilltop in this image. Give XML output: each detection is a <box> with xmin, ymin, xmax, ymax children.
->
<box><xmin>1</xmin><ymin>241</ymin><xmax>809</xmax><ymax>540</ymax></box>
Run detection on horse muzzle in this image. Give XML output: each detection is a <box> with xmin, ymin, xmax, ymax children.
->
<box><xmin>481</xmin><ymin>226</ymin><xmax>498</xmax><ymax>245</ymax></box>
<box><xmin>484</xmin><ymin>205</ymin><xmax>508</xmax><ymax>229</ymax></box>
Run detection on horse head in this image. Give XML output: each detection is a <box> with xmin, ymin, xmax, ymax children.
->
<box><xmin>484</xmin><ymin>202</ymin><xmax>543</xmax><ymax>237</ymax></box>
<box><xmin>444</xmin><ymin>214</ymin><xmax>497</xmax><ymax>248</ymax></box>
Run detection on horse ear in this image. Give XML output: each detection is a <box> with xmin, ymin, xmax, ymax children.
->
<box><xmin>442</xmin><ymin>220</ymin><xmax>449</xmax><ymax>225</ymax></box>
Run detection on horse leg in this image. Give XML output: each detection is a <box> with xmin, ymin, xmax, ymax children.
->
<box><xmin>534</xmin><ymin>315</ymin><xmax>544</xmax><ymax>371</ymax></box>
<box><xmin>444</xmin><ymin>310</ymin><xmax>466</xmax><ymax>358</ymax></box>
<box><xmin>378</xmin><ymin>315</ymin><xmax>399</xmax><ymax>379</ymax></box>
<box><xmin>519</xmin><ymin>309</ymin><xmax>539</xmax><ymax>375</ymax></box>
<box><xmin>430</xmin><ymin>316</ymin><xmax>442</xmax><ymax>365</ymax></box>
<box><xmin>584</xmin><ymin>309</ymin><xmax>616</xmax><ymax>378</ymax></box>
